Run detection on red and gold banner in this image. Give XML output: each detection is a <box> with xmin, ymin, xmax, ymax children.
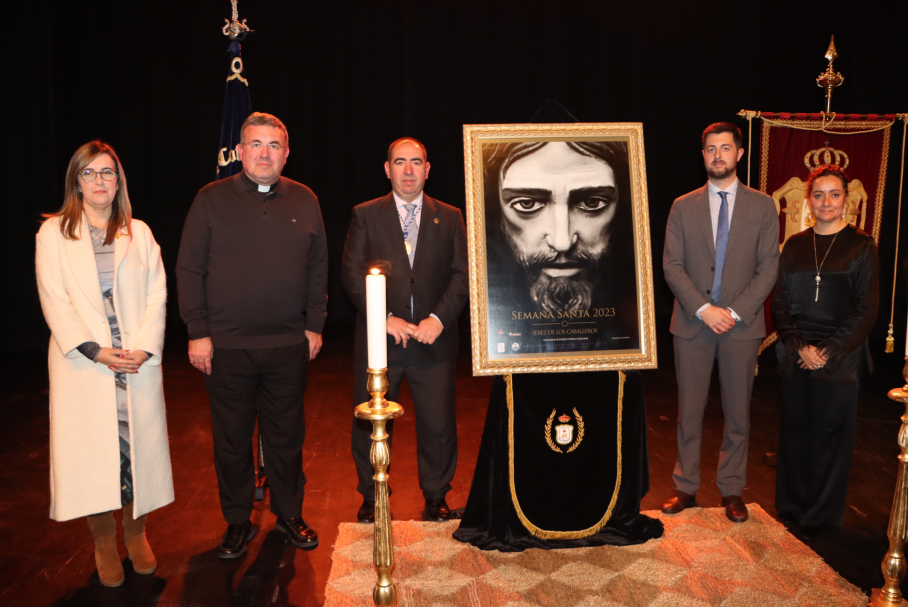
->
<box><xmin>746</xmin><ymin>112</ymin><xmax>899</xmax><ymax>353</ymax></box>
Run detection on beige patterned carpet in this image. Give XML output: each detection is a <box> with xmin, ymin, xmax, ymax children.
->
<box><xmin>324</xmin><ymin>505</ymin><xmax>866</xmax><ymax>607</ymax></box>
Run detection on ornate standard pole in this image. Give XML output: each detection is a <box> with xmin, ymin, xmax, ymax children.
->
<box><xmin>816</xmin><ymin>35</ymin><xmax>844</xmax><ymax>115</ymax></box>
<box><xmin>355</xmin><ymin>369</ymin><xmax>404</xmax><ymax>606</ymax></box>
<box><xmin>222</xmin><ymin>0</ymin><xmax>253</xmax><ymax>39</ymax></box>
<box><xmin>872</xmin><ymin>358</ymin><xmax>908</xmax><ymax>607</ymax></box>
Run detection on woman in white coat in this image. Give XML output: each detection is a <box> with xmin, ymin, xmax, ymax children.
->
<box><xmin>36</xmin><ymin>141</ymin><xmax>174</xmax><ymax>587</ymax></box>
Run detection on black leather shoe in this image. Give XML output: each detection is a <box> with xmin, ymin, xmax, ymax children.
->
<box><xmin>661</xmin><ymin>491</ymin><xmax>697</xmax><ymax>514</ymax></box>
<box><xmin>799</xmin><ymin>524</ymin><xmax>830</xmax><ymax>539</ymax></box>
<box><xmin>218</xmin><ymin>520</ymin><xmax>255</xmax><ymax>559</ymax></box>
<box><xmin>276</xmin><ymin>517</ymin><xmax>319</xmax><ymax>550</ymax></box>
<box><xmin>721</xmin><ymin>495</ymin><xmax>749</xmax><ymax>523</ymax></box>
<box><xmin>357</xmin><ymin>499</ymin><xmax>375</xmax><ymax>524</ymax></box>
<box><xmin>423</xmin><ymin>498</ymin><xmax>451</xmax><ymax>522</ymax></box>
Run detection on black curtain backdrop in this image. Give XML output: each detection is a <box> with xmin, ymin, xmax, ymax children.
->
<box><xmin>5</xmin><ymin>0</ymin><xmax>907</xmax><ymax>382</ymax></box>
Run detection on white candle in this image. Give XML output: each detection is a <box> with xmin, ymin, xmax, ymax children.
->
<box><xmin>366</xmin><ymin>270</ymin><xmax>387</xmax><ymax>370</ymax></box>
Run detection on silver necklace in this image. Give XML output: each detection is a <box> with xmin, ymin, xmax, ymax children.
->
<box><xmin>812</xmin><ymin>229</ymin><xmax>839</xmax><ymax>302</ymax></box>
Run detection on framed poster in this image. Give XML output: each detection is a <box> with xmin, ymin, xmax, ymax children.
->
<box><xmin>463</xmin><ymin>123</ymin><xmax>657</xmax><ymax>375</ymax></box>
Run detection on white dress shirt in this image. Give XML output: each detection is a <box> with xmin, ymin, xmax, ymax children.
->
<box><xmin>393</xmin><ymin>191</ymin><xmax>423</xmax><ymax>230</ymax></box>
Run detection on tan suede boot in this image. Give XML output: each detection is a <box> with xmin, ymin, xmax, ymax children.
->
<box><xmin>86</xmin><ymin>513</ymin><xmax>125</xmax><ymax>587</ymax></box>
<box><xmin>122</xmin><ymin>503</ymin><xmax>157</xmax><ymax>575</ymax></box>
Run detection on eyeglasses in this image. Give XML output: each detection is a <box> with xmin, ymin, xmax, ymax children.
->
<box><xmin>244</xmin><ymin>142</ymin><xmax>284</xmax><ymax>151</ymax></box>
<box><xmin>78</xmin><ymin>168</ymin><xmax>119</xmax><ymax>182</ymax></box>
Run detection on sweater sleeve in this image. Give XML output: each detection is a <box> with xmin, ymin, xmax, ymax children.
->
<box><xmin>176</xmin><ymin>192</ymin><xmax>211</xmax><ymax>340</ymax></box>
<box><xmin>76</xmin><ymin>341</ymin><xmax>101</xmax><ymax>361</ymax></box>
<box><xmin>304</xmin><ymin>195</ymin><xmax>329</xmax><ymax>334</ymax></box>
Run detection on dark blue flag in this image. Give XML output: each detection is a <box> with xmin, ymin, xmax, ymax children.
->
<box><xmin>216</xmin><ymin>34</ymin><xmax>252</xmax><ymax>179</ymax></box>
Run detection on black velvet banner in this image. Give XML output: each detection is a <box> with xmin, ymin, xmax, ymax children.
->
<box><xmin>454</xmin><ymin>370</ymin><xmax>663</xmax><ymax>551</ymax></box>
<box><xmin>510</xmin><ymin>371</ymin><xmax>621</xmax><ymax>536</ymax></box>
<box><xmin>216</xmin><ymin>35</ymin><xmax>253</xmax><ymax>181</ymax></box>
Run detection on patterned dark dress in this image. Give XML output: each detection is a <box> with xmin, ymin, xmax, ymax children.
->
<box><xmin>87</xmin><ymin>224</ymin><xmax>133</xmax><ymax>506</ymax></box>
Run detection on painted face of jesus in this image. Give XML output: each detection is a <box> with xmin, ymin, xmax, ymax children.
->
<box><xmin>499</xmin><ymin>142</ymin><xmax>618</xmax><ymax>313</ymax></box>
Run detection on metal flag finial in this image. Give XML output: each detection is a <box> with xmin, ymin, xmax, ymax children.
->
<box><xmin>824</xmin><ymin>35</ymin><xmax>839</xmax><ymax>62</ymax></box>
<box><xmin>816</xmin><ymin>35</ymin><xmax>844</xmax><ymax>114</ymax></box>
<box><xmin>222</xmin><ymin>0</ymin><xmax>253</xmax><ymax>39</ymax></box>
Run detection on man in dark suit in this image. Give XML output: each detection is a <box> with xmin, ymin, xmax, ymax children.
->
<box><xmin>662</xmin><ymin>122</ymin><xmax>779</xmax><ymax>523</ymax></box>
<box><xmin>342</xmin><ymin>137</ymin><xmax>468</xmax><ymax>523</ymax></box>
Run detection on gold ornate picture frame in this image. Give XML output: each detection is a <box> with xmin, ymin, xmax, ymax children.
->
<box><xmin>463</xmin><ymin>123</ymin><xmax>657</xmax><ymax>375</ymax></box>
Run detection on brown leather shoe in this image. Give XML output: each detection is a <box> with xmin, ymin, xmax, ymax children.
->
<box><xmin>661</xmin><ymin>491</ymin><xmax>697</xmax><ymax>514</ymax></box>
<box><xmin>721</xmin><ymin>495</ymin><xmax>748</xmax><ymax>522</ymax></box>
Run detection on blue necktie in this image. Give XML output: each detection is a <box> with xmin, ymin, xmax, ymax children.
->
<box><xmin>712</xmin><ymin>191</ymin><xmax>729</xmax><ymax>303</ymax></box>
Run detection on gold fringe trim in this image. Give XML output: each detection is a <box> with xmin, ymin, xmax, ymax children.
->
<box><xmin>506</xmin><ymin>372</ymin><xmax>625</xmax><ymax>540</ymax></box>
<box><xmin>885</xmin><ymin>115</ymin><xmax>908</xmax><ymax>353</ymax></box>
<box><xmin>759</xmin><ymin>120</ymin><xmax>772</xmax><ymax>194</ymax></box>
<box><xmin>873</xmin><ymin>126</ymin><xmax>892</xmax><ymax>244</ymax></box>
<box><xmin>759</xmin><ymin>331</ymin><xmax>779</xmax><ymax>357</ymax></box>
<box><xmin>760</xmin><ymin>113</ymin><xmax>894</xmax><ymax>136</ymax></box>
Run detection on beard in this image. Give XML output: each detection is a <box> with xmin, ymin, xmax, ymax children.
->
<box><xmin>706</xmin><ymin>162</ymin><xmax>736</xmax><ymax>181</ymax></box>
<box><xmin>508</xmin><ymin>243</ymin><xmax>602</xmax><ymax>314</ymax></box>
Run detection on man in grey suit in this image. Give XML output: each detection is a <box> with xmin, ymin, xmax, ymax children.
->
<box><xmin>662</xmin><ymin>122</ymin><xmax>779</xmax><ymax>523</ymax></box>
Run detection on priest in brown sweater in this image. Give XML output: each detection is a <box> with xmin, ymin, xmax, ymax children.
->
<box><xmin>177</xmin><ymin>112</ymin><xmax>328</xmax><ymax>558</ymax></box>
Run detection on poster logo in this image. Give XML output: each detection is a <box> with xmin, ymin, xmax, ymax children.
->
<box><xmin>544</xmin><ymin>408</ymin><xmax>585</xmax><ymax>454</ymax></box>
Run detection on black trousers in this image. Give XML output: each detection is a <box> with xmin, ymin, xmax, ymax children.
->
<box><xmin>351</xmin><ymin>355</ymin><xmax>457</xmax><ymax>501</ymax></box>
<box><xmin>776</xmin><ymin>375</ymin><xmax>859</xmax><ymax>528</ymax></box>
<box><xmin>204</xmin><ymin>342</ymin><xmax>309</xmax><ymax>525</ymax></box>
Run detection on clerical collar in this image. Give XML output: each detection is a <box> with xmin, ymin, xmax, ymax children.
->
<box><xmin>241</xmin><ymin>172</ymin><xmax>275</xmax><ymax>193</ymax></box>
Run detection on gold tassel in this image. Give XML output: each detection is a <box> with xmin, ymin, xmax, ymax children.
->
<box><xmin>887</xmin><ymin>325</ymin><xmax>895</xmax><ymax>354</ymax></box>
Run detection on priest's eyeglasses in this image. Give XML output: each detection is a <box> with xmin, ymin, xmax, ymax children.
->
<box><xmin>78</xmin><ymin>168</ymin><xmax>119</xmax><ymax>182</ymax></box>
<box><xmin>244</xmin><ymin>142</ymin><xmax>284</xmax><ymax>151</ymax></box>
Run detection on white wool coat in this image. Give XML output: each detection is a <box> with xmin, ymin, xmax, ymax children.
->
<box><xmin>36</xmin><ymin>215</ymin><xmax>174</xmax><ymax>521</ymax></box>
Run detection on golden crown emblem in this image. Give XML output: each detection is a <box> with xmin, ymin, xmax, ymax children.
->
<box><xmin>803</xmin><ymin>144</ymin><xmax>849</xmax><ymax>171</ymax></box>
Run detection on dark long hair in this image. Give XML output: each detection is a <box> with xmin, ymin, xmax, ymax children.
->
<box><xmin>44</xmin><ymin>140</ymin><xmax>132</xmax><ymax>245</ymax></box>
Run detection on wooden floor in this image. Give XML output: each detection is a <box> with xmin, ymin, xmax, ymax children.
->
<box><xmin>1</xmin><ymin>321</ymin><xmax>906</xmax><ymax>606</ymax></box>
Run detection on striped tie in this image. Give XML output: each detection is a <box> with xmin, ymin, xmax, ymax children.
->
<box><xmin>402</xmin><ymin>203</ymin><xmax>419</xmax><ymax>268</ymax></box>
<box><xmin>711</xmin><ymin>191</ymin><xmax>729</xmax><ymax>303</ymax></box>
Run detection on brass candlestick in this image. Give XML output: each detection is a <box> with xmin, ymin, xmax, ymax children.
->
<box><xmin>872</xmin><ymin>358</ymin><xmax>908</xmax><ymax>607</ymax></box>
<box><xmin>354</xmin><ymin>368</ymin><xmax>404</xmax><ymax>607</ymax></box>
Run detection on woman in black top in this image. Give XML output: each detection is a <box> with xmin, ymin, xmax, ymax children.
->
<box><xmin>771</xmin><ymin>164</ymin><xmax>879</xmax><ymax>534</ymax></box>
